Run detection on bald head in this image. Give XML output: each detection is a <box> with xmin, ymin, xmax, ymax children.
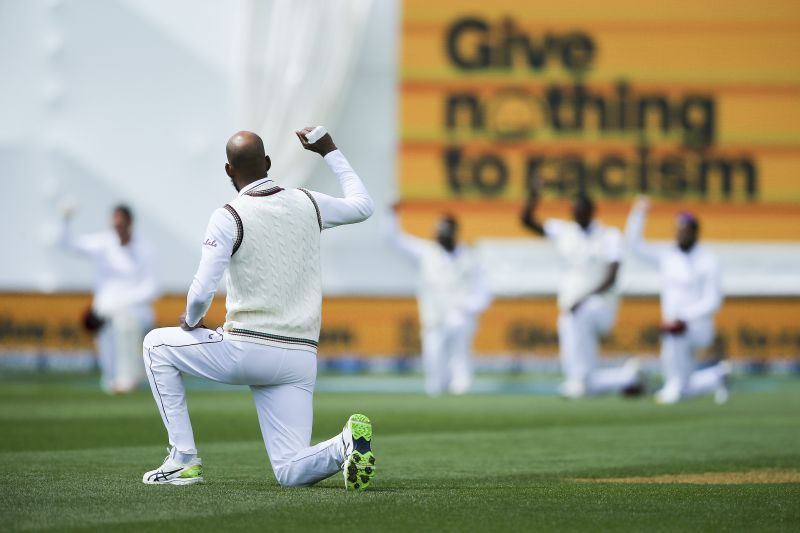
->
<box><xmin>225</xmin><ymin>131</ymin><xmax>271</xmax><ymax>191</ymax></box>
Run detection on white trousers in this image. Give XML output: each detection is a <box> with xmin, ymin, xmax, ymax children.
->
<box><xmin>557</xmin><ymin>296</ymin><xmax>638</xmax><ymax>395</ymax></box>
<box><xmin>421</xmin><ymin>317</ymin><xmax>477</xmax><ymax>396</ymax></box>
<box><xmin>97</xmin><ymin>308</ymin><xmax>151</xmax><ymax>393</ymax></box>
<box><xmin>658</xmin><ymin>319</ymin><xmax>725</xmax><ymax>402</ymax></box>
<box><xmin>142</xmin><ymin>327</ymin><xmax>345</xmax><ymax>487</ymax></box>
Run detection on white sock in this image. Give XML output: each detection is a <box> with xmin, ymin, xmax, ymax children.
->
<box><xmin>172</xmin><ymin>448</ymin><xmax>197</xmax><ymax>464</ymax></box>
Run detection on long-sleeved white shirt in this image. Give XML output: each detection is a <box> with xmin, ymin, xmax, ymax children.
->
<box><xmin>625</xmin><ymin>205</ymin><xmax>723</xmax><ymax>322</ymax></box>
<box><xmin>543</xmin><ymin>218</ymin><xmax>623</xmax><ymax>310</ymax></box>
<box><xmin>58</xmin><ymin>220</ymin><xmax>159</xmax><ymax>318</ymax></box>
<box><xmin>185</xmin><ymin>149</ymin><xmax>374</xmax><ymax>326</ymax></box>
<box><xmin>386</xmin><ymin>212</ymin><xmax>491</xmax><ymax>328</ymax></box>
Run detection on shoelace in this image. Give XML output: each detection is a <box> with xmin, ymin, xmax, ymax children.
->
<box><xmin>148</xmin><ymin>448</ymin><xmax>180</xmax><ymax>482</ymax></box>
<box><xmin>156</xmin><ymin>446</ymin><xmax>179</xmax><ymax>467</ymax></box>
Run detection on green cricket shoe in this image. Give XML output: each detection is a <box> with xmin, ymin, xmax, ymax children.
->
<box><xmin>341</xmin><ymin>414</ymin><xmax>375</xmax><ymax>491</ymax></box>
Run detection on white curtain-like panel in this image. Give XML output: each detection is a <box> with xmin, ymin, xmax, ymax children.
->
<box><xmin>237</xmin><ymin>0</ymin><xmax>373</xmax><ymax>187</ymax></box>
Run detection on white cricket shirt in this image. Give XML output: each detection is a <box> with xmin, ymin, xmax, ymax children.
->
<box><xmin>386</xmin><ymin>213</ymin><xmax>491</xmax><ymax>329</ymax></box>
<box><xmin>185</xmin><ymin>149</ymin><xmax>373</xmax><ymax>327</ymax></box>
<box><xmin>626</xmin><ymin>205</ymin><xmax>723</xmax><ymax>323</ymax></box>
<box><xmin>543</xmin><ymin>218</ymin><xmax>623</xmax><ymax>311</ymax></box>
<box><xmin>58</xmin><ymin>222</ymin><xmax>159</xmax><ymax>318</ymax></box>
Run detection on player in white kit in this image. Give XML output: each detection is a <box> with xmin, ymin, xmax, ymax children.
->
<box><xmin>625</xmin><ymin>197</ymin><xmax>730</xmax><ymax>405</ymax></box>
<box><xmin>520</xmin><ymin>189</ymin><xmax>642</xmax><ymax>399</ymax></box>
<box><xmin>141</xmin><ymin>128</ymin><xmax>377</xmax><ymax>490</ymax></box>
<box><xmin>59</xmin><ymin>205</ymin><xmax>159</xmax><ymax>393</ymax></box>
<box><xmin>386</xmin><ymin>206</ymin><xmax>491</xmax><ymax>396</ymax></box>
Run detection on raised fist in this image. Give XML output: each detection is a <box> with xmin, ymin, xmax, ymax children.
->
<box><xmin>295</xmin><ymin>127</ymin><xmax>337</xmax><ymax>156</ymax></box>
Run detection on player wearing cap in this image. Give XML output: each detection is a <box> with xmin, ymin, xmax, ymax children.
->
<box><xmin>141</xmin><ymin>128</ymin><xmax>377</xmax><ymax>490</ymax></box>
<box><xmin>625</xmin><ymin>197</ymin><xmax>730</xmax><ymax>404</ymax></box>
<box><xmin>520</xmin><ymin>188</ymin><xmax>642</xmax><ymax>399</ymax></box>
<box><xmin>386</xmin><ymin>206</ymin><xmax>491</xmax><ymax>396</ymax></box>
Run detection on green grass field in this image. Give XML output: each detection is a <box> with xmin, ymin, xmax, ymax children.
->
<box><xmin>1</xmin><ymin>373</ymin><xmax>799</xmax><ymax>532</ymax></box>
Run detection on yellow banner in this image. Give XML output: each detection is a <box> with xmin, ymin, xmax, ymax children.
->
<box><xmin>398</xmin><ymin>0</ymin><xmax>800</xmax><ymax>240</ymax></box>
<box><xmin>1</xmin><ymin>294</ymin><xmax>798</xmax><ymax>360</ymax></box>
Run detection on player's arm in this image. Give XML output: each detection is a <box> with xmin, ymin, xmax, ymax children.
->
<box><xmin>520</xmin><ymin>189</ymin><xmax>545</xmax><ymax>236</ymax></box>
<box><xmin>569</xmin><ymin>262</ymin><xmax>620</xmax><ymax>313</ymax></box>
<box><xmin>570</xmin><ymin>229</ymin><xmax>622</xmax><ymax>313</ymax></box>
<box><xmin>294</xmin><ymin>127</ymin><xmax>374</xmax><ymax>229</ymax></box>
<box><xmin>625</xmin><ymin>195</ymin><xmax>673</xmax><ymax>330</ymax></box>
<box><xmin>624</xmin><ymin>196</ymin><xmax>663</xmax><ymax>266</ymax></box>
<box><xmin>385</xmin><ymin>202</ymin><xmax>428</xmax><ymax>261</ymax></box>
<box><xmin>596</xmin><ymin>263</ymin><xmax>620</xmax><ymax>295</ymax></box>
<box><xmin>182</xmin><ymin>208</ymin><xmax>235</xmax><ymax>330</ymax></box>
<box><xmin>588</xmin><ymin>262</ymin><xmax>620</xmax><ymax>298</ymax></box>
<box><xmin>57</xmin><ymin>207</ymin><xmax>103</xmax><ymax>257</ymax></box>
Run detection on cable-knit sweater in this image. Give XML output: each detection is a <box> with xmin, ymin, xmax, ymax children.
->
<box><xmin>223</xmin><ymin>187</ymin><xmax>322</xmax><ymax>351</ymax></box>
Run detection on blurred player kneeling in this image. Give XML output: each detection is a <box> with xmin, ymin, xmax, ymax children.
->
<box><xmin>520</xmin><ymin>188</ymin><xmax>643</xmax><ymax>399</ymax></box>
<box><xmin>58</xmin><ymin>204</ymin><xmax>158</xmax><ymax>394</ymax></box>
<box><xmin>387</xmin><ymin>206</ymin><xmax>491</xmax><ymax>396</ymax></box>
<box><xmin>626</xmin><ymin>197</ymin><xmax>730</xmax><ymax>405</ymax></box>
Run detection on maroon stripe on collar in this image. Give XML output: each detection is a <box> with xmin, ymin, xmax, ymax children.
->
<box><xmin>245</xmin><ymin>186</ymin><xmax>284</xmax><ymax>197</ymax></box>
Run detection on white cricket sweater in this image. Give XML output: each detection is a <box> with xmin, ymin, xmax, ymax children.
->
<box><xmin>223</xmin><ymin>186</ymin><xmax>323</xmax><ymax>351</ymax></box>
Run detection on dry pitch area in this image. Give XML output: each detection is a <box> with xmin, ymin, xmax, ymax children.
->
<box><xmin>1</xmin><ymin>373</ymin><xmax>799</xmax><ymax>532</ymax></box>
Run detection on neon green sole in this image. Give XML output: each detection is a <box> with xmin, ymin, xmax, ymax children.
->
<box><xmin>344</xmin><ymin>450</ymin><xmax>376</xmax><ymax>491</ymax></box>
<box><xmin>179</xmin><ymin>465</ymin><xmax>203</xmax><ymax>479</ymax></box>
<box><xmin>349</xmin><ymin>414</ymin><xmax>372</xmax><ymax>440</ymax></box>
<box><xmin>344</xmin><ymin>414</ymin><xmax>375</xmax><ymax>491</ymax></box>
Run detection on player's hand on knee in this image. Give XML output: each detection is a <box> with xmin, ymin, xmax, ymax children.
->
<box><xmin>660</xmin><ymin>320</ymin><xmax>687</xmax><ymax>335</ymax></box>
<box><xmin>179</xmin><ymin>313</ymin><xmax>207</xmax><ymax>331</ymax></box>
<box><xmin>295</xmin><ymin>126</ymin><xmax>337</xmax><ymax>156</ymax></box>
